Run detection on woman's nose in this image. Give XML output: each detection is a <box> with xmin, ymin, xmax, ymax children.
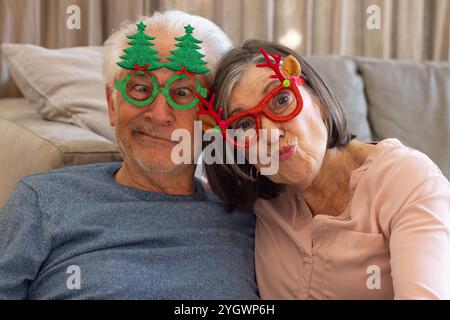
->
<box><xmin>260</xmin><ymin>116</ymin><xmax>284</xmax><ymax>145</ymax></box>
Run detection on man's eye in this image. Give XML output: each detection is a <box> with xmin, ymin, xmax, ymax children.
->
<box><xmin>133</xmin><ymin>85</ymin><xmax>150</xmax><ymax>93</ymax></box>
<box><xmin>175</xmin><ymin>88</ymin><xmax>192</xmax><ymax>97</ymax></box>
<box><xmin>127</xmin><ymin>84</ymin><xmax>153</xmax><ymax>101</ymax></box>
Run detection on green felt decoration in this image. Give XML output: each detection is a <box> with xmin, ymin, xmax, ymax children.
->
<box><xmin>115</xmin><ymin>23</ymin><xmax>210</xmax><ymax>110</ymax></box>
<box><xmin>114</xmin><ymin>73</ymin><xmax>208</xmax><ymax>110</ymax></box>
<box><xmin>117</xmin><ymin>22</ymin><xmax>163</xmax><ymax>72</ymax></box>
<box><xmin>164</xmin><ymin>25</ymin><xmax>210</xmax><ymax>74</ymax></box>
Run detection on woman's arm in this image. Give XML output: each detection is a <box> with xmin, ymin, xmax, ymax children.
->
<box><xmin>389</xmin><ymin>174</ymin><xmax>450</xmax><ymax>299</ymax></box>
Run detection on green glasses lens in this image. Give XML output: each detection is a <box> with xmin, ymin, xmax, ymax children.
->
<box><xmin>116</xmin><ymin>73</ymin><xmax>207</xmax><ymax>109</ymax></box>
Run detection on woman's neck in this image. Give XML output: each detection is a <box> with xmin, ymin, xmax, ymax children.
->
<box><xmin>292</xmin><ymin>140</ymin><xmax>375</xmax><ymax>217</ymax></box>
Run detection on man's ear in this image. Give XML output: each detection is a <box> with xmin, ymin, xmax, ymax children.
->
<box><xmin>105</xmin><ymin>85</ymin><xmax>116</xmax><ymax>127</ymax></box>
<box><xmin>281</xmin><ymin>55</ymin><xmax>302</xmax><ymax>78</ymax></box>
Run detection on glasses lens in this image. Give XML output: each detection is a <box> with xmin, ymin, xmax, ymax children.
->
<box><xmin>228</xmin><ymin>116</ymin><xmax>257</xmax><ymax>131</ymax></box>
<box><xmin>267</xmin><ymin>88</ymin><xmax>297</xmax><ymax>116</ymax></box>
<box><xmin>126</xmin><ymin>74</ymin><xmax>155</xmax><ymax>101</ymax></box>
<box><xmin>226</xmin><ymin>116</ymin><xmax>258</xmax><ymax>148</ymax></box>
<box><xmin>168</xmin><ymin>77</ymin><xmax>197</xmax><ymax>106</ymax></box>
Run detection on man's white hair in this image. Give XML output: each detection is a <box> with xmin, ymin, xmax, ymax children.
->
<box><xmin>102</xmin><ymin>10</ymin><xmax>233</xmax><ymax>88</ymax></box>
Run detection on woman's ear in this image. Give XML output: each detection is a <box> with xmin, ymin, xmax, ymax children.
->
<box><xmin>199</xmin><ymin>114</ymin><xmax>217</xmax><ymax>132</ymax></box>
<box><xmin>281</xmin><ymin>55</ymin><xmax>302</xmax><ymax>78</ymax></box>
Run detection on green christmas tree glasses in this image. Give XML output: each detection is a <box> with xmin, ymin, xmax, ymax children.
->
<box><xmin>115</xmin><ymin>22</ymin><xmax>209</xmax><ymax>110</ymax></box>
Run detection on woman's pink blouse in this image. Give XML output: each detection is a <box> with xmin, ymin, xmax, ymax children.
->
<box><xmin>254</xmin><ymin>139</ymin><xmax>450</xmax><ymax>299</ymax></box>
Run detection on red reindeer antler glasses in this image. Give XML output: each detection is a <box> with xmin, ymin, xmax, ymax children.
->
<box><xmin>197</xmin><ymin>48</ymin><xmax>305</xmax><ymax>148</ymax></box>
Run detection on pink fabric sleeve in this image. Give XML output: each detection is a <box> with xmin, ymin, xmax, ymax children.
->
<box><xmin>388</xmin><ymin>168</ymin><xmax>450</xmax><ymax>299</ymax></box>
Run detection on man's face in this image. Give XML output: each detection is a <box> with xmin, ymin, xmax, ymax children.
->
<box><xmin>106</xmin><ymin>29</ymin><xmax>209</xmax><ymax>174</ymax></box>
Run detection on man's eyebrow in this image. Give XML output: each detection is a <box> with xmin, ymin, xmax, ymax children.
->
<box><xmin>263</xmin><ymin>80</ymin><xmax>279</xmax><ymax>94</ymax></box>
<box><xmin>173</xmin><ymin>76</ymin><xmax>192</xmax><ymax>81</ymax></box>
<box><xmin>134</xmin><ymin>74</ymin><xmax>150</xmax><ymax>79</ymax></box>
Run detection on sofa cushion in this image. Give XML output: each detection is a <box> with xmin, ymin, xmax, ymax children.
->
<box><xmin>305</xmin><ymin>56</ymin><xmax>372</xmax><ymax>142</ymax></box>
<box><xmin>1</xmin><ymin>44</ymin><xmax>115</xmax><ymax>142</ymax></box>
<box><xmin>358</xmin><ymin>58</ymin><xmax>450</xmax><ymax>178</ymax></box>
<box><xmin>0</xmin><ymin>98</ymin><xmax>120</xmax><ymax>161</ymax></box>
<box><xmin>0</xmin><ymin>98</ymin><xmax>121</xmax><ymax>206</ymax></box>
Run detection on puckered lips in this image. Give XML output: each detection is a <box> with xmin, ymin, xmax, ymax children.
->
<box><xmin>278</xmin><ymin>144</ymin><xmax>297</xmax><ymax>161</ymax></box>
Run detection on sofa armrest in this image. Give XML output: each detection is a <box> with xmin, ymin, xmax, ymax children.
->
<box><xmin>0</xmin><ymin>98</ymin><xmax>121</xmax><ymax>206</ymax></box>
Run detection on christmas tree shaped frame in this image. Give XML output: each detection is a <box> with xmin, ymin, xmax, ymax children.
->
<box><xmin>117</xmin><ymin>22</ymin><xmax>163</xmax><ymax>73</ymax></box>
<box><xmin>164</xmin><ymin>24</ymin><xmax>210</xmax><ymax>74</ymax></box>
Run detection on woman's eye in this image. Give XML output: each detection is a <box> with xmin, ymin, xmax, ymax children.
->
<box><xmin>277</xmin><ymin>95</ymin><xmax>290</xmax><ymax>105</ymax></box>
<box><xmin>269</xmin><ymin>90</ymin><xmax>294</xmax><ymax>112</ymax></box>
<box><xmin>234</xmin><ymin>118</ymin><xmax>255</xmax><ymax>130</ymax></box>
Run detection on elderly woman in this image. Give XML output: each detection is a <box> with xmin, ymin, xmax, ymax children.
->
<box><xmin>202</xmin><ymin>39</ymin><xmax>450</xmax><ymax>300</ymax></box>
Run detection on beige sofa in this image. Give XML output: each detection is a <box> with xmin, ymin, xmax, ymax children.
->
<box><xmin>0</xmin><ymin>98</ymin><xmax>121</xmax><ymax>205</ymax></box>
<box><xmin>1</xmin><ymin>50</ymin><xmax>449</xmax><ymax>207</ymax></box>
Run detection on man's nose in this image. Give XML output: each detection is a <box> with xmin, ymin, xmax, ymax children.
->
<box><xmin>141</xmin><ymin>93</ymin><xmax>175</xmax><ymax>126</ymax></box>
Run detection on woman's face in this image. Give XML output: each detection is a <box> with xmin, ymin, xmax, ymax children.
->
<box><xmin>227</xmin><ymin>63</ymin><xmax>329</xmax><ymax>190</ymax></box>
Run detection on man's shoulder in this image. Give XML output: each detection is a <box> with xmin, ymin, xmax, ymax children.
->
<box><xmin>20</xmin><ymin>162</ymin><xmax>122</xmax><ymax>190</ymax></box>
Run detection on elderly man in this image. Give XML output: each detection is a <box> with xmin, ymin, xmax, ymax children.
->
<box><xmin>0</xmin><ymin>11</ymin><xmax>258</xmax><ymax>299</ymax></box>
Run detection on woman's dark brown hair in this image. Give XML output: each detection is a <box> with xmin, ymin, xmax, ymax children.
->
<box><xmin>204</xmin><ymin>39</ymin><xmax>354</xmax><ymax>212</ymax></box>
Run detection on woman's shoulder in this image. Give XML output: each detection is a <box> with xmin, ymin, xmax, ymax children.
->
<box><xmin>355</xmin><ymin>138</ymin><xmax>450</xmax><ymax>241</ymax></box>
<box><xmin>363</xmin><ymin>138</ymin><xmax>444</xmax><ymax>183</ymax></box>
<box><xmin>356</xmin><ymin>139</ymin><xmax>450</xmax><ymax>221</ymax></box>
